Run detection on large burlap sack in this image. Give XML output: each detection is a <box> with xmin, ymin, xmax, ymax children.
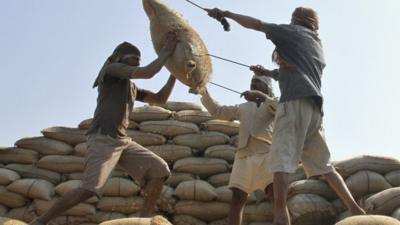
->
<box><xmin>14</xmin><ymin>137</ymin><xmax>74</xmax><ymax>155</ymax></box>
<box><xmin>41</xmin><ymin>127</ymin><xmax>87</xmax><ymax>145</ymax></box>
<box><xmin>74</xmin><ymin>142</ymin><xmax>87</xmax><ymax>157</ymax></box>
<box><xmin>0</xmin><ymin>217</ymin><xmax>27</xmax><ymax>225</ymax></box>
<box><xmin>0</xmin><ymin>205</ymin><xmax>6</xmax><ymax>217</ymax></box>
<box><xmin>0</xmin><ymin>186</ymin><xmax>27</xmax><ymax>208</ymax></box>
<box><xmin>130</xmin><ymin>106</ymin><xmax>171</xmax><ymax>122</ymax></box>
<box><xmin>157</xmin><ymin>185</ymin><xmax>176</xmax><ymax>213</ymax></box>
<box><xmin>0</xmin><ymin>148</ymin><xmax>38</xmax><ymax>164</ymax></box>
<box><xmin>156</xmin><ymin>101</ymin><xmax>202</xmax><ymax>112</ymax></box>
<box><xmin>345</xmin><ymin>170</ymin><xmax>392</xmax><ymax>199</ymax></box>
<box><xmin>208</xmin><ymin>219</ymin><xmax>228</xmax><ymax>225</ymax></box>
<box><xmin>143</xmin><ymin>0</ymin><xmax>212</xmax><ymax>93</ymax></box>
<box><xmin>215</xmin><ymin>186</ymin><xmax>256</xmax><ymax>204</ymax></box>
<box><xmin>37</xmin><ymin>155</ymin><xmax>85</xmax><ymax>173</ymax></box>
<box><xmin>7</xmin><ymin>179</ymin><xmax>54</xmax><ymax>200</ymax></box>
<box><xmin>63</xmin><ymin>170</ymin><xmax>128</xmax><ymax>181</ymax></box>
<box><xmin>5</xmin><ymin>205</ymin><xmax>36</xmax><ymax>223</ymax></box>
<box><xmin>173</xmin><ymin>132</ymin><xmax>229</xmax><ymax>150</ymax></box>
<box><xmin>204</xmin><ymin>145</ymin><xmax>236</xmax><ymax>163</ymax></box>
<box><xmin>5</xmin><ymin>164</ymin><xmax>61</xmax><ymax>184</ymax></box>
<box><xmin>173</xmin><ymin>157</ymin><xmax>229</xmax><ymax>178</ymax></box>
<box><xmin>97</xmin><ymin>197</ymin><xmax>143</xmax><ymax>214</ymax></box>
<box><xmin>174</xmin><ymin>110</ymin><xmax>212</xmax><ymax>124</ymax></box>
<box><xmin>230</xmin><ymin>135</ymin><xmax>239</xmax><ymax>147</ymax></box>
<box><xmin>0</xmin><ymin>169</ymin><xmax>20</xmax><ymax>185</ymax></box>
<box><xmin>173</xmin><ymin>215</ymin><xmax>207</xmax><ymax>225</ymax></box>
<box><xmin>288</xmin><ymin>179</ymin><xmax>337</xmax><ymax>200</ymax></box>
<box><xmin>333</xmin><ymin>155</ymin><xmax>400</xmax><ymax>178</ymax></box>
<box><xmin>34</xmin><ymin>198</ymin><xmax>96</xmax><ymax>216</ymax></box>
<box><xmin>175</xmin><ymin>201</ymin><xmax>230</xmax><ymax>222</ymax></box>
<box><xmin>147</xmin><ymin>145</ymin><xmax>193</xmax><ymax>164</ymax></box>
<box><xmin>392</xmin><ymin>208</ymin><xmax>400</xmax><ymax>220</ymax></box>
<box><xmin>139</xmin><ymin>120</ymin><xmax>199</xmax><ymax>137</ymax></box>
<box><xmin>87</xmin><ymin>211</ymin><xmax>126</xmax><ymax>224</ymax></box>
<box><xmin>127</xmin><ymin>130</ymin><xmax>166</xmax><ymax>146</ymax></box>
<box><xmin>55</xmin><ymin>180</ymin><xmax>98</xmax><ymax>204</ymax></box>
<box><xmin>79</xmin><ymin>119</ymin><xmax>138</xmax><ymax>130</ymax></box>
<box><xmin>165</xmin><ymin>172</ymin><xmax>196</xmax><ymax>187</ymax></box>
<box><xmin>174</xmin><ymin>180</ymin><xmax>216</xmax><ymax>201</ymax></box>
<box><xmin>364</xmin><ymin>187</ymin><xmax>400</xmax><ymax>215</ymax></box>
<box><xmin>49</xmin><ymin>216</ymin><xmax>89</xmax><ymax>225</ymax></box>
<box><xmin>99</xmin><ymin>216</ymin><xmax>172</xmax><ymax>225</ymax></box>
<box><xmin>103</xmin><ymin>177</ymin><xmax>140</xmax><ymax>197</ymax></box>
<box><xmin>244</xmin><ymin>202</ymin><xmax>274</xmax><ymax>222</ymax></box>
<box><xmin>335</xmin><ymin>215</ymin><xmax>400</xmax><ymax>225</ymax></box>
<box><xmin>248</xmin><ymin>223</ymin><xmax>274</xmax><ymax>225</ymax></box>
<box><xmin>201</xmin><ymin>120</ymin><xmax>239</xmax><ymax>136</ymax></box>
<box><xmin>332</xmin><ymin>199</ymin><xmax>347</xmax><ymax>214</ymax></box>
<box><xmin>207</xmin><ymin>173</ymin><xmax>231</xmax><ymax>187</ymax></box>
<box><xmin>288</xmin><ymin>194</ymin><xmax>336</xmax><ymax>225</ymax></box>
<box><xmin>385</xmin><ymin>170</ymin><xmax>400</xmax><ymax>187</ymax></box>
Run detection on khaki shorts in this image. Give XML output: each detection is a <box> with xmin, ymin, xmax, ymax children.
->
<box><xmin>269</xmin><ymin>98</ymin><xmax>334</xmax><ymax>177</ymax></box>
<box><xmin>229</xmin><ymin>138</ymin><xmax>273</xmax><ymax>194</ymax></box>
<box><xmin>80</xmin><ymin>133</ymin><xmax>170</xmax><ymax>196</ymax></box>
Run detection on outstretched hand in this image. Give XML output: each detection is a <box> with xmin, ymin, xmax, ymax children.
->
<box><xmin>241</xmin><ymin>90</ymin><xmax>267</xmax><ymax>103</ymax></box>
<box><xmin>250</xmin><ymin>64</ymin><xmax>268</xmax><ymax>76</ymax></box>
<box><xmin>205</xmin><ymin>8</ymin><xmax>226</xmax><ymax>20</ymax></box>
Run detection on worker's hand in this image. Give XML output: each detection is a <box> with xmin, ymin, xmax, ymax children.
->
<box><xmin>250</xmin><ymin>64</ymin><xmax>268</xmax><ymax>76</ymax></box>
<box><xmin>241</xmin><ymin>90</ymin><xmax>267</xmax><ymax>103</ymax></box>
<box><xmin>205</xmin><ymin>8</ymin><xmax>226</xmax><ymax>21</ymax></box>
<box><xmin>161</xmin><ymin>31</ymin><xmax>179</xmax><ymax>56</ymax></box>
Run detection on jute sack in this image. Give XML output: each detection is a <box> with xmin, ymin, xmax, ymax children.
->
<box><xmin>364</xmin><ymin>187</ymin><xmax>400</xmax><ymax>215</ymax></box>
<box><xmin>87</xmin><ymin>211</ymin><xmax>126</xmax><ymax>224</ymax></box>
<box><xmin>0</xmin><ymin>169</ymin><xmax>20</xmax><ymax>185</ymax></box>
<box><xmin>248</xmin><ymin>223</ymin><xmax>274</xmax><ymax>225</ymax></box>
<box><xmin>74</xmin><ymin>142</ymin><xmax>87</xmax><ymax>157</ymax></box>
<box><xmin>99</xmin><ymin>216</ymin><xmax>172</xmax><ymax>225</ymax></box>
<box><xmin>392</xmin><ymin>208</ymin><xmax>400</xmax><ymax>220</ymax></box>
<box><xmin>244</xmin><ymin>202</ymin><xmax>274</xmax><ymax>222</ymax></box>
<box><xmin>173</xmin><ymin>215</ymin><xmax>207</xmax><ymax>225</ymax></box>
<box><xmin>54</xmin><ymin>180</ymin><xmax>98</xmax><ymax>204</ymax></box>
<box><xmin>288</xmin><ymin>179</ymin><xmax>337</xmax><ymax>200</ymax></box>
<box><xmin>207</xmin><ymin>173</ymin><xmax>231</xmax><ymax>187</ymax></box>
<box><xmin>139</xmin><ymin>120</ymin><xmax>199</xmax><ymax>137</ymax></box>
<box><xmin>156</xmin><ymin>101</ymin><xmax>203</xmax><ymax>112</ymax></box>
<box><xmin>345</xmin><ymin>170</ymin><xmax>392</xmax><ymax>199</ymax></box>
<box><xmin>7</xmin><ymin>179</ymin><xmax>54</xmax><ymax>200</ymax></box>
<box><xmin>0</xmin><ymin>148</ymin><xmax>38</xmax><ymax>164</ymax></box>
<box><xmin>97</xmin><ymin>197</ymin><xmax>143</xmax><ymax>214</ymax></box>
<box><xmin>103</xmin><ymin>177</ymin><xmax>140</xmax><ymax>197</ymax></box>
<box><xmin>126</xmin><ymin>130</ymin><xmax>166</xmax><ymax>146</ymax></box>
<box><xmin>174</xmin><ymin>110</ymin><xmax>212</xmax><ymax>124</ymax></box>
<box><xmin>34</xmin><ymin>198</ymin><xmax>96</xmax><ymax>216</ymax></box>
<box><xmin>204</xmin><ymin>145</ymin><xmax>236</xmax><ymax>163</ymax></box>
<box><xmin>173</xmin><ymin>157</ymin><xmax>229</xmax><ymax>178</ymax></box>
<box><xmin>48</xmin><ymin>216</ymin><xmax>89</xmax><ymax>225</ymax></box>
<box><xmin>335</xmin><ymin>215</ymin><xmax>400</xmax><ymax>225</ymax></box>
<box><xmin>208</xmin><ymin>219</ymin><xmax>228</xmax><ymax>225</ymax></box>
<box><xmin>287</xmin><ymin>194</ymin><xmax>336</xmax><ymax>225</ymax></box>
<box><xmin>5</xmin><ymin>164</ymin><xmax>61</xmax><ymax>184</ymax></box>
<box><xmin>230</xmin><ymin>135</ymin><xmax>239</xmax><ymax>147</ymax></box>
<box><xmin>0</xmin><ymin>205</ymin><xmax>6</xmax><ymax>217</ymax></box>
<box><xmin>214</xmin><ymin>186</ymin><xmax>256</xmax><ymax>204</ymax></box>
<box><xmin>62</xmin><ymin>170</ymin><xmax>128</xmax><ymax>181</ymax></box>
<box><xmin>173</xmin><ymin>132</ymin><xmax>229</xmax><ymax>150</ymax></box>
<box><xmin>14</xmin><ymin>137</ymin><xmax>73</xmax><ymax>155</ymax></box>
<box><xmin>0</xmin><ymin>217</ymin><xmax>27</xmax><ymax>225</ymax></box>
<box><xmin>157</xmin><ymin>185</ymin><xmax>176</xmax><ymax>213</ymax></box>
<box><xmin>165</xmin><ymin>172</ymin><xmax>196</xmax><ymax>187</ymax></box>
<box><xmin>0</xmin><ymin>186</ymin><xmax>27</xmax><ymax>208</ymax></box>
<box><xmin>385</xmin><ymin>170</ymin><xmax>400</xmax><ymax>187</ymax></box>
<box><xmin>79</xmin><ymin>119</ymin><xmax>139</xmax><ymax>130</ymax></box>
<box><xmin>147</xmin><ymin>145</ymin><xmax>193</xmax><ymax>164</ymax></box>
<box><xmin>5</xmin><ymin>205</ymin><xmax>36</xmax><ymax>223</ymax></box>
<box><xmin>174</xmin><ymin>180</ymin><xmax>216</xmax><ymax>201</ymax></box>
<box><xmin>41</xmin><ymin>127</ymin><xmax>87</xmax><ymax>145</ymax></box>
<box><xmin>130</xmin><ymin>106</ymin><xmax>171</xmax><ymax>122</ymax></box>
<box><xmin>331</xmin><ymin>199</ymin><xmax>347</xmax><ymax>214</ymax></box>
<box><xmin>175</xmin><ymin>200</ymin><xmax>230</xmax><ymax>222</ymax></box>
<box><xmin>201</xmin><ymin>120</ymin><xmax>239</xmax><ymax>136</ymax></box>
<box><xmin>37</xmin><ymin>155</ymin><xmax>85</xmax><ymax>173</ymax></box>
<box><xmin>333</xmin><ymin>155</ymin><xmax>400</xmax><ymax>178</ymax></box>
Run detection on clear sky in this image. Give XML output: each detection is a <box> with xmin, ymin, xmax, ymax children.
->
<box><xmin>0</xmin><ymin>0</ymin><xmax>399</xmax><ymax>161</ymax></box>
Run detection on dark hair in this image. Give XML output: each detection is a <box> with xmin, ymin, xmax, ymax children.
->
<box><xmin>109</xmin><ymin>42</ymin><xmax>141</xmax><ymax>63</ymax></box>
<box><xmin>291</xmin><ymin>7</ymin><xmax>319</xmax><ymax>32</ymax></box>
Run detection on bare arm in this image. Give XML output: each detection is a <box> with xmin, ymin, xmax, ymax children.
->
<box><xmin>138</xmin><ymin>75</ymin><xmax>176</xmax><ymax>104</ymax></box>
<box><xmin>206</xmin><ymin>8</ymin><xmax>265</xmax><ymax>32</ymax></box>
<box><xmin>250</xmin><ymin>65</ymin><xmax>280</xmax><ymax>81</ymax></box>
<box><xmin>200</xmin><ymin>88</ymin><xmax>239</xmax><ymax>121</ymax></box>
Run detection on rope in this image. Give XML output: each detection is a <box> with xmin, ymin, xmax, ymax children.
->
<box><xmin>209</xmin><ymin>81</ymin><xmax>241</xmax><ymax>95</ymax></box>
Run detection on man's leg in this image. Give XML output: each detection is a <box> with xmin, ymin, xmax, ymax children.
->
<box><xmin>227</xmin><ymin>188</ymin><xmax>248</xmax><ymax>225</ymax></box>
<box><xmin>140</xmin><ymin>178</ymin><xmax>165</xmax><ymax>217</ymax></box>
<box><xmin>265</xmin><ymin>183</ymin><xmax>274</xmax><ymax>202</ymax></box>
<box><xmin>273</xmin><ymin>172</ymin><xmax>291</xmax><ymax>225</ymax></box>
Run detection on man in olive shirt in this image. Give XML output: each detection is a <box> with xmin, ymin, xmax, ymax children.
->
<box><xmin>207</xmin><ymin>7</ymin><xmax>365</xmax><ymax>225</ymax></box>
<box><xmin>30</xmin><ymin>32</ymin><xmax>178</xmax><ymax>225</ymax></box>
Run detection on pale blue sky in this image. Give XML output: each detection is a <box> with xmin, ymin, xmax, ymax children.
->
<box><xmin>0</xmin><ymin>0</ymin><xmax>399</xmax><ymax>161</ymax></box>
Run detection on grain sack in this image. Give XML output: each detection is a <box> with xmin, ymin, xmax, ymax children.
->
<box><xmin>287</xmin><ymin>194</ymin><xmax>336</xmax><ymax>225</ymax></box>
<box><xmin>139</xmin><ymin>120</ymin><xmax>199</xmax><ymax>137</ymax></box>
<box><xmin>143</xmin><ymin>0</ymin><xmax>212</xmax><ymax>93</ymax></box>
<box><xmin>37</xmin><ymin>155</ymin><xmax>84</xmax><ymax>173</ymax></box>
<box><xmin>165</xmin><ymin>172</ymin><xmax>196</xmax><ymax>187</ymax></box>
<box><xmin>175</xmin><ymin>201</ymin><xmax>230</xmax><ymax>222</ymax></box>
<box><xmin>73</xmin><ymin>142</ymin><xmax>87</xmax><ymax>157</ymax></box>
<box><xmin>230</xmin><ymin>135</ymin><xmax>239</xmax><ymax>147</ymax></box>
<box><xmin>173</xmin><ymin>132</ymin><xmax>229</xmax><ymax>150</ymax></box>
<box><xmin>103</xmin><ymin>177</ymin><xmax>140</xmax><ymax>197</ymax></box>
<box><xmin>41</xmin><ymin>127</ymin><xmax>87</xmax><ymax>145</ymax></box>
<box><xmin>333</xmin><ymin>155</ymin><xmax>400</xmax><ymax>178</ymax></box>
<box><xmin>385</xmin><ymin>170</ymin><xmax>400</xmax><ymax>187</ymax></box>
<box><xmin>332</xmin><ymin>199</ymin><xmax>347</xmax><ymax>214</ymax></box>
<box><xmin>54</xmin><ymin>180</ymin><xmax>98</xmax><ymax>204</ymax></box>
<box><xmin>249</xmin><ymin>223</ymin><xmax>274</xmax><ymax>225</ymax></box>
<box><xmin>0</xmin><ymin>148</ymin><xmax>38</xmax><ymax>164</ymax></box>
<box><xmin>78</xmin><ymin>118</ymin><xmax>93</xmax><ymax>129</ymax></box>
<box><xmin>364</xmin><ymin>187</ymin><xmax>400</xmax><ymax>215</ymax></box>
<box><xmin>208</xmin><ymin>219</ymin><xmax>228</xmax><ymax>225</ymax></box>
<box><xmin>0</xmin><ymin>205</ymin><xmax>6</xmax><ymax>217</ymax></box>
<box><xmin>173</xmin><ymin>215</ymin><xmax>207</xmax><ymax>225</ymax></box>
<box><xmin>7</xmin><ymin>179</ymin><xmax>54</xmax><ymax>200</ymax></box>
<box><xmin>392</xmin><ymin>208</ymin><xmax>400</xmax><ymax>220</ymax></box>
<box><xmin>34</xmin><ymin>198</ymin><xmax>96</xmax><ymax>216</ymax></box>
<box><xmin>130</xmin><ymin>106</ymin><xmax>171</xmax><ymax>122</ymax></box>
<box><xmin>345</xmin><ymin>170</ymin><xmax>392</xmax><ymax>199</ymax></box>
<box><xmin>5</xmin><ymin>164</ymin><xmax>61</xmax><ymax>184</ymax></box>
<box><xmin>49</xmin><ymin>216</ymin><xmax>89</xmax><ymax>225</ymax></box>
<box><xmin>147</xmin><ymin>145</ymin><xmax>193</xmax><ymax>164</ymax></box>
<box><xmin>0</xmin><ymin>169</ymin><xmax>20</xmax><ymax>185</ymax></box>
<box><xmin>207</xmin><ymin>173</ymin><xmax>231</xmax><ymax>187</ymax></box>
<box><xmin>174</xmin><ymin>110</ymin><xmax>212</xmax><ymax>124</ymax></box>
<box><xmin>335</xmin><ymin>215</ymin><xmax>400</xmax><ymax>225</ymax></box>
<box><xmin>288</xmin><ymin>179</ymin><xmax>336</xmax><ymax>200</ymax></box>
<box><xmin>174</xmin><ymin>180</ymin><xmax>216</xmax><ymax>201</ymax></box>
<box><xmin>0</xmin><ymin>217</ymin><xmax>27</xmax><ymax>225</ymax></box>
<box><xmin>0</xmin><ymin>186</ymin><xmax>27</xmax><ymax>208</ymax></box>
<box><xmin>244</xmin><ymin>202</ymin><xmax>274</xmax><ymax>222</ymax></box>
<box><xmin>214</xmin><ymin>186</ymin><xmax>256</xmax><ymax>204</ymax></box>
<box><xmin>204</xmin><ymin>145</ymin><xmax>236</xmax><ymax>163</ymax></box>
<box><xmin>5</xmin><ymin>205</ymin><xmax>36</xmax><ymax>223</ymax></box>
<box><xmin>173</xmin><ymin>157</ymin><xmax>229</xmax><ymax>178</ymax></box>
<box><xmin>201</xmin><ymin>120</ymin><xmax>239</xmax><ymax>136</ymax></box>
<box><xmin>127</xmin><ymin>130</ymin><xmax>166</xmax><ymax>146</ymax></box>
<box><xmin>14</xmin><ymin>136</ymin><xmax>73</xmax><ymax>155</ymax></box>
<box><xmin>156</xmin><ymin>101</ymin><xmax>203</xmax><ymax>112</ymax></box>
<box><xmin>97</xmin><ymin>197</ymin><xmax>143</xmax><ymax>214</ymax></box>
<box><xmin>87</xmin><ymin>211</ymin><xmax>126</xmax><ymax>224</ymax></box>
<box><xmin>99</xmin><ymin>216</ymin><xmax>172</xmax><ymax>225</ymax></box>
<box><xmin>157</xmin><ymin>185</ymin><xmax>176</xmax><ymax>213</ymax></box>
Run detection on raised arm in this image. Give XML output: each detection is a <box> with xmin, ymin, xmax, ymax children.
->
<box><xmin>137</xmin><ymin>75</ymin><xmax>176</xmax><ymax>105</ymax></box>
<box><xmin>206</xmin><ymin>8</ymin><xmax>265</xmax><ymax>32</ymax></box>
<box><xmin>250</xmin><ymin>65</ymin><xmax>280</xmax><ymax>81</ymax></box>
<box><xmin>200</xmin><ymin>88</ymin><xmax>239</xmax><ymax>121</ymax></box>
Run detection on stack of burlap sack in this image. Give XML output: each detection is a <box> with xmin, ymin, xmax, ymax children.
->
<box><xmin>1</xmin><ymin>101</ymin><xmax>400</xmax><ymax>225</ymax></box>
